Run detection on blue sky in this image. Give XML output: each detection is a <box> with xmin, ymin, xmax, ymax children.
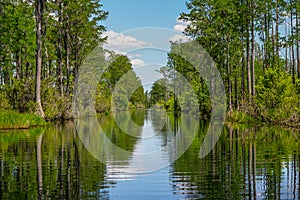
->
<box><xmin>100</xmin><ymin>0</ymin><xmax>190</xmax><ymax>90</ymax></box>
<box><xmin>102</xmin><ymin>0</ymin><xmax>188</xmax><ymax>32</ymax></box>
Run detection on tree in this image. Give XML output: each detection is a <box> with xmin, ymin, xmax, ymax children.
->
<box><xmin>0</xmin><ymin>0</ymin><xmax>108</xmax><ymax>120</ymax></box>
<box><xmin>178</xmin><ymin>0</ymin><xmax>300</xmax><ymax>122</ymax></box>
<box><xmin>149</xmin><ymin>79</ymin><xmax>166</xmax><ymax>106</ymax></box>
<box><xmin>35</xmin><ymin>0</ymin><xmax>45</xmax><ymax>118</ymax></box>
<box><xmin>95</xmin><ymin>54</ymin><xmax>145</xmax><ymax>112</ymax></box>
<box><xmin>255</xmin><ymin>67</ymin><xmax>298</xmax><ymax>122</ymax></box>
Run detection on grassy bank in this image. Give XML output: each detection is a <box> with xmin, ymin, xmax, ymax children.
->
<box><xmin>0</xmin><ymin>110</ymin><xmax>46</xmax><ymax>130</ymax></box>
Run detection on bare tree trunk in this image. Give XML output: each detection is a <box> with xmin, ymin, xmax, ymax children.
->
<box><xmin>234</xmin><ymin>75</ymin><xmax>238</xmax><ymax>109</ymax></box>
<box><xmin>272</xmin><ymin>19</ymin><xmax>275</xmax><ymax>66</ymax></box>
<box><xmin>291</xmin><ymin>3</ymin><xmax>295</xmax><ymax>83</ymax></box>
<box><xmin>264</xmin><ymin>12</ymin><xmax>268</xmax><ymax>70</ymax></box>
<box><xmin>35</xmin><ymin>0</ymin><xmax>45</xmax><ymax>118</ymax></box>
<box><xmin>247</xmin><ymin>27</ymin><xmax>252</xmax><ymax>98</ymax></box>
<box><xmin>296</xmin><ymin>10</ymin><xmax>300</xmax><ymax>78</ymax></box>
<box><xmin>57</xmin><ymin>0</ymin><xmax>64</xmax><ymax>96</ymax></box>
<box><xmin>16</xmin><ymin>50</ymin><xmax>21</xmax><ymax>80</ymax></box>
<box><xmin>285</xmin><ymin>18</ymin><xmax>289</xmax><ymax>71</ymax></box>
<box><xmin>64</xmin><ymin>10</ymin><xmax>71</xmax><ymax>96</ymax></box>
<box><xmin>251</xmin><ymin>3</ymin><xmax>255</xmax><ymax>96</ymax></box>
<box><xmin>241</xmin><ymin>0</ymin><xmax>245</xmax><ymax>101</ymax></box>
<box><xmin>275</xmin><ymin>0</ymin><xmax>279</xmax><ymax>58</ymax></box>
<box><xmin>227</xmin><ymin>44</ymin><xmax>233</xmax><ymax>111</ymax></box>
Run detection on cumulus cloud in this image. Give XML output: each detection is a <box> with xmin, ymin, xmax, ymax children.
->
<box><xmin>169</xmin><ymin>18</ymin><xmax>192</xmax><ymax>43</ymax></box>
<box><xmin>131</xmin><ymin>59</ymin><xmax>145</xmax><ymax>67</ymax></box>
<box><xmin>102</xmin><ymin>30</ymin><xmax>148</xmax><ymax>52</ymax></box>
<box><xmin>173</xmin><ymin>18</ymin><xmax>190</xmax><ymax>33</ymax></box>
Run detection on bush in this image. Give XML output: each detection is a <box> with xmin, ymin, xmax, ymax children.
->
<box><xmin>255</xmin><ymin>68</ymin><xmax>299</xmax><ymax>123</ymax></box>
<box><xmin>0</xmin><ymin>91</ymin><xmax>11</xmax><ymax>110</ymax></box>
<box><xmin>41</xmin><ymin>79</ymin><xmax>73</xmax><ymax>121</ymax></box>
<box><xmin>227</xmin><ymin>110</ymin><xmax>258</xmax><ymax>124</ymax></box>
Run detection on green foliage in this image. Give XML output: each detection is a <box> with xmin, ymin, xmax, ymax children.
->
<box><xmin>179</xmin><ymin>90</ymin><xmax>198</xmax><ymax>113</ymax></box>
<box><xmin>166</xmin><ymin>96</ymin><xmax>175</xmax><ymax>111</ymax></box>
<box><xmin>95</xmin><ymin>54</ymin><xmax>145</xmax><ymax>112</ymax></box>
<box><xmin>149</xmin><ymin>79</ymin><xmax>166</xmax><ymax>106</ymax></box>
<box><xmin>255</xmin><ymin>68</ymin><xmax>299</xmax><ymax>123</ymax></box>
<box><xmin>0</xmin><ymin>0</ymin><xmax>108</xmax><ymax>120</ymax></box>
<box><xmin>4</xmin><ymin>79</ymin><xmax>36</xmax><ymax>112</ymax></box>
<box><xmin>227</xmin><ymin>110</ymin><xmax>259</xmax><ymax>124</ymax></box>
<box><xmin>150</xmin><ymin>50</ymin><xmax>212</xmax><ymax>115</ymax></box>
<box><xmin>181</xmin><ymin>0</ymin><xmax>300</xmax><ymax>126</ymax></box>
<box><xmin>95</xmin><ymin>83</ymin><xmax>111</xmax><ymax>112</ymax></box>
<box><xmin>41</xmin><ymin>79</ymin><xmax>72</xmax><ymax>120</ymax></box>
<box><xmin>0</xmin><ymin>90</ymin><xmax>11</xmax><ymax>110</ymax></box>
<box><xmin>112</xmin><ymin>88</ymin><xmax>128</xmax><ymax>111</ymax></box>
<box><xmin>295</xmin><ymin>79</ymin><xmax>300</xmax><ymax>95</ymax></box>
<box><xmin>0</xmin><ymin>110</ymin><xmax>46</xmax><ymax>129</ymax></box>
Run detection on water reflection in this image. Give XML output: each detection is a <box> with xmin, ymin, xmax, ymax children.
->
<box><xmin>171</xmin><ymin>124</ymin><xmax>300</xmax><ymax>200</ymax></box>
<box><xmin>75</xmin><ymin>109</ymin><xmax>198</xmax><ymax>173</ymax></box>
<box><xmin>0</xmin><ymin>111</ymin><xmax>300</xmax><ymax>199</ymax></box>
<box><xmin>0</xmin><ymin>123</ymin><xmax>109</xmax><ymax>199</ymax></box>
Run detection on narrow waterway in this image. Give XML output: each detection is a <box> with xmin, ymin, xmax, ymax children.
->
<box><xmin>0</xmin><ymin>109</ymin><xmax>299</xmax><ymax>199</ymax></box>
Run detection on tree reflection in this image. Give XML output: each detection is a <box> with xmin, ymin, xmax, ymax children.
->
<box><xmin>170</xmin><ymin>123</ymin><xmax>300</xmax><ymax>199</ymax></box>
<box><xmin>1</xmin><ymin>114</ymin><xmax>300</xmax><ymax>199</ymax></box>
<box><xmin>0</xmin><ymin>123</ymin><xmax>109</xmax><ymax>199</ymax></box>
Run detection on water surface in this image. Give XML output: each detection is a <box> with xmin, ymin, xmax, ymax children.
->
<box><xmin>0</xmin><ymin>109</ymin><xmax>299</xmax><ymax>199</ymax></box>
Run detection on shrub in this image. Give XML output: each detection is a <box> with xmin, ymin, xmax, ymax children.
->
<box><xmin>255</xmin><ymin>68</ymin><xmax>298</xmax><ymax>123</ymax></box>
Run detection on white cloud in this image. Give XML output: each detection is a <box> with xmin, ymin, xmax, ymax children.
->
<box><xmin>170</xmin><ymin>18</ymin><xmax>192</xmax><ymax>43</ymax></box>
<box><xmin>173</xmin><ymin>18</ymin><xmax>190</xmax><ymax>32</ymax></box>
<box><xmin>131</xmin><ymin>59</ymin><xmax>145</xmax><ymax>67</ymax></box>
<box><xmin>102</xmin><ymin>30</ymin><xmax>148</xmax><ymax>52</ymax></box>
<box><xmin>128</xmin><ymin>54</ymin><xmax>143</xmax><ymax>59</ymax></box>
<box><xmin>169</xmin><ymin>34</ymin><xmax>190</xmax><ymax>43</ymax></box>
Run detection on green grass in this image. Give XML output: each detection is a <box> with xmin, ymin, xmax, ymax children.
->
<box><xmin>0</xmin><ymin>110</ymin><xmax>46</xmax><ymax>130</ymax></box>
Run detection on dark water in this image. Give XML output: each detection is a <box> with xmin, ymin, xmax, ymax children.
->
<box><xmin>0</xmin><ymin>109</ymin><xmax>300</xmax><ymax>199</ymax></box>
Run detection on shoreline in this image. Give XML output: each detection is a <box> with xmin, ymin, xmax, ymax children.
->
<box><xmin>1</xmin><ymin>109</ymin><xmax>299</xmax><ymax>131</ymax></box>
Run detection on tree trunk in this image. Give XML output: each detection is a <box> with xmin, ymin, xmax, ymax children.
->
<box><xmin>227</xmin><ymin>43</ymin><xmax>233</xmax><ymax>111</ymax></box>
<box><xmin>285</xmin><ymin>18</ymin><xmax>288</xmax><ymax>71</ymax></box>
<box><xmin>296</xmin><ymin>10</ymin><xmax>300</xmax><ymax>78</ymax></box>
<box><xmin>16</xmin><ymin>50</ymin><xmax>21</xmax><ymax>80</ymax></box>
<box><xmin>35</xmin><ymin>0</ymin><xmax>45</xmax><ymax>118</ymax></box>
<box><xmin>234</xmin><ymin>75</ymin><xmax>238</xmax><ymax>109</ymax></box>
<box><xmin>247</xmin><ymin>24</ymin><xmax>252</xmax><ymax>98</ymax></box>
<box><xmin>241</xmin><ymin>0</ymin><xmax>245</xmax><ymax>101</ymax></box>
<box><xmin>64</xmin><ymin>11</ymin><xmax>71</xmax><ymax>96</ymax></box>
<box><xmin>291</xmin><ymin>4</ymin><xmax>295</xmax><ymax>83</ymax></box>
<box><xmin>251</xmin><ymin>3</ymin><xmax>255</xmax><ymax>96</ymax></box>
<box><xmin>272</xmin><ymin>18</ymin><xmax>275</xmax><ymax>65</ymax></box>
<box><xmin>275</xmin><ymin>0</ymin><xmax>279</xmax><ymax>59</ymax></box>
<box><xmin>264</xmin><ymin>12</ymin><xmax>268</xmax><ymax>70</ymax></box>
<box><xmin>57</xmin><ymin>0</ymin><xmax>64</xmax><ymax>96</ymax></box>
